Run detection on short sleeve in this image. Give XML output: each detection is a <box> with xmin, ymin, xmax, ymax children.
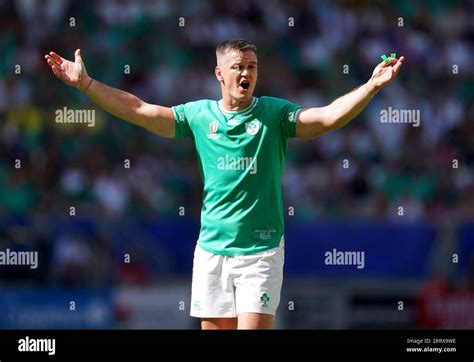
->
<box><xmin>280</xmin><ymin>100</ymin><xmax>302</xmax><ymax>139</ymax></box>
<box><xmin>171</xmin><ymin>104</ymin><xmax>193</xmax><ymax>138</ymax></box>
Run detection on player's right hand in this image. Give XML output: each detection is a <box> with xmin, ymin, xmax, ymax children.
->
<box><xmin>44</xmin><ymin>49</ymin><xmax>90</xmax><ymax>90</ymax></box>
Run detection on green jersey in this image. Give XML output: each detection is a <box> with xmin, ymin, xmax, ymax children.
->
<box><xmin>172</xmin><ymin>96</ymin><xmax>302</xmax><ymax>256</ymax></box>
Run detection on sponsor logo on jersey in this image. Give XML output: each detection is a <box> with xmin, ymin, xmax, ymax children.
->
<box><xmin>207</xmin><ymin>120</ymin><xmax>220</xmax><ymax>139</ymax></box>
<box><xmin>254</xmin><ymin>229</ymin><xmax>276</xmax><ymax>240</ymax></box>
<box><xmin>245</xmin><ymin>120</ymin><xmax>260</xmax><ymax>136</ymax></box>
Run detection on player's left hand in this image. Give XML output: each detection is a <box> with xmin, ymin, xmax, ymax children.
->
<box><xmin>368</xmin><ymin>56</ymin><xmax>404</xmax><ymax>91</ymax></box>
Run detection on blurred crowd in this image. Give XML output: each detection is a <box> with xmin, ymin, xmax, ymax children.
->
<box><xmin>0</xmin><ymin>0</ymin><xmax>473</xmax><ymax>286</ymax></box>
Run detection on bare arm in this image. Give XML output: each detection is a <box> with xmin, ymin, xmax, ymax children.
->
<box><xmin>296</xmin><ymin>56</ymin><xmax>404</xmax><ymax>140</ymax></box>
<box><xmin>45</xmin><ymin>49</ymin><xmax>175</xmax><ymax>138</ymax></box>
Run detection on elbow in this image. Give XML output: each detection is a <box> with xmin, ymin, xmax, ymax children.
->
<box><xmin>297</xmin><ymin>128</ymin><xmax>326</xmax><ymax>140</ymax></box>
<box><xmin>135</xmin><ymin>100</ymin><xmax>149</xmax><ymax>118</ymax></box>
<box><xmin>321</xmin><ymin>114</ymin><xmax>345</xmax><ymax>134</ymax></box>
<box><xmin>322</xmin><ymin>108</ymin><xmax>340</xmax><ymax>131</ymax></box>
<box><xmin>134</xmin><ymin>101</ymin><xmax>154</xmax><ymax>127</ymax></box>
<box><xmin>297</xmin><ymin>122</ymin><xmax>334</xmax><ymax>140</ymax></box>
<box><xmin>299</xmin><ymin>132</ymin><xmax>318</xmax><ymax>140</ymax></box>
<box><xmin>296</xmin><ymin>107</ymin><xmax>339</xmax><ymax>140</ymax></box>
<box><xmin>314</xmin><ymin>108</ymin><xmax>340</xmax><ymax>136</ymax></box>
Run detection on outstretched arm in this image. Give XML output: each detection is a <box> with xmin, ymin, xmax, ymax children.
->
<box><xmin>295</xmin><ymin>56</ymin><xmax>404</xmax><ymax>140</ymax></box>
<box><xmin>44</xmin><ymin>49</ymin><xmax>175</xmax><ymax>138</ymax></box>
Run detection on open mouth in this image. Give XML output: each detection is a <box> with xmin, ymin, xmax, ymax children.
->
<box><xmin>239</xmin><ymin>80</ymin><xmax>250</xmax><ymax>90</ymax></box>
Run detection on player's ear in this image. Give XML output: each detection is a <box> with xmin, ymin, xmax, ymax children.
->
<box><xmin>215</xmin><ymin>66</ymin><xmax>224</xmax><ymax>82</ymax></box>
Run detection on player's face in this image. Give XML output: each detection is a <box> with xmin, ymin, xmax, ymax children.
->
<box><xmin>216</xmin><ymin>50</ymin><xmax>258</xmax><ymax>103</ymax></box>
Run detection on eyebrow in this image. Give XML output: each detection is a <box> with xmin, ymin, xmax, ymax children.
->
<box><xmin>231</xmin><ymin>61</ymin><xmax>258</xmax><ymax>65</ymax></box>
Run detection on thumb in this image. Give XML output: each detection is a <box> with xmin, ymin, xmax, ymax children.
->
<box><xmin>75</xmin><ymin>49</ymin><xmax>82</xmax><ymax>62</ymax></box>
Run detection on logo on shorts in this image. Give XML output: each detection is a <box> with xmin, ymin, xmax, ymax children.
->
<box><xmin>193</xmin><ymin>300</ymin><xmax>201</xmax><ymax>311</ymax></box>
<box><xmin>207</xmin><ymin>121</ymin><xmax>220</xmax><ymax>140</ymax></box>
<box><xmin>260</xmin><ymin>293</ymin><xmax>270</xmax><ymax>308</ymax></box>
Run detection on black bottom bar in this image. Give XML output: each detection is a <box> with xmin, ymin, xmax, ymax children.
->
<box><xmin>0</xmin><ymin>329</ymin><xmax>473</xmax><ymax>361</ymax></box>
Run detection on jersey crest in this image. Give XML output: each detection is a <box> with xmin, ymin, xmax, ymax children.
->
<box><xmin>245</xmin><ymin>120</ymin><xmax>260</xmax><ymax>136</ymax></box>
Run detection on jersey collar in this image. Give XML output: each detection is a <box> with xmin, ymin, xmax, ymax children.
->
<box><xmin>218</xmin><ymin>97</ymin><xmax>259</xmax><ymax>117</ymax></box>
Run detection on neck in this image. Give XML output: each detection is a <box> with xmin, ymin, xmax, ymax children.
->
<box><xmin>220</xmin><ymin>95</ymin><xmax>253</xmax><ymax>111</ymax></box>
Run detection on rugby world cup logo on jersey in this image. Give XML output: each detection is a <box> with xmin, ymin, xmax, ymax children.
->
<box><xmin>245</xmin><ymin>120</ymin><xmax>260</xmax><ymax>136</ymax></box>
<box><xmin>207</xmin><ymin>120</ymin><xmax>220</xmax><ymax>140</ymax></box>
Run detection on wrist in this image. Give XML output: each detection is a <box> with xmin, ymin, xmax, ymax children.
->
<box><xmin>79</xmin><ymin>76</ymin><xmax>93</xmax><ymax>92</ymax></box>
<box><xmin>364</xmin><ymin>80</ymin><xmax>379</xmax><ymax>98</ymax></box>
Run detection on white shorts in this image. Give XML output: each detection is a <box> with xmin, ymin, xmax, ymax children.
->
<box><xmin>190</xmin><ymin>237</ymin><xmax>285</xmax><ymax>318</ymax></box>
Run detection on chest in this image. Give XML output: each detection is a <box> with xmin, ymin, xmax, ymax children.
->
<box><xmin>193</xmin><ymin>112</ymin><xmax>273</xmax><ymax>153</ymax></box>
